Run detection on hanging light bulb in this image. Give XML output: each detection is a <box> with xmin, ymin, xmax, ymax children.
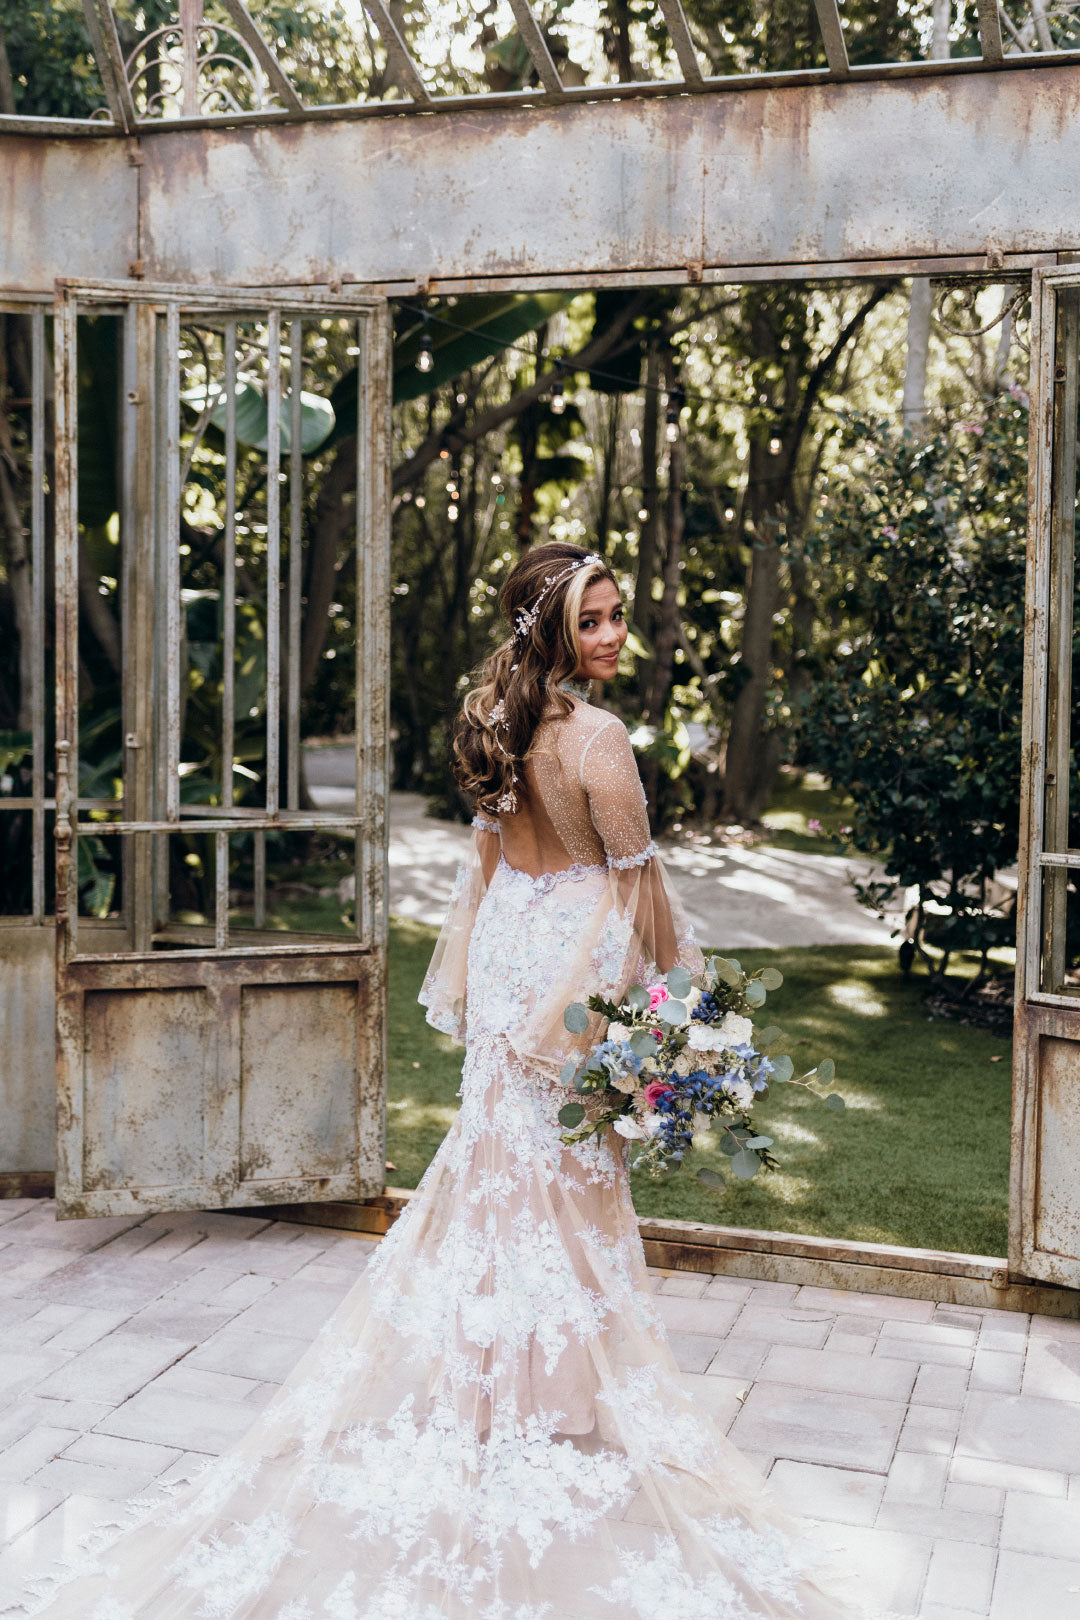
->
<box><xmin>769</xmin><ymin>435</ymin><xmax>782</xmax><ymax>455</ymax></box>
<box><xmin>550</xmin><ymin>376</ymin><xmax>566</xmax><ymax>415</ymax></box>
<box><xmin>417</xmin><ymin>331</ymin><xmax>434</xmax><ymax>373</ymax></box>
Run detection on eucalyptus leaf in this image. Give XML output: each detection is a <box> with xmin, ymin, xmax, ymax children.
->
<box><xmin>629</xmin><ymin>1030</ymin><xmax>659</xmax><ymax>1058</ymax></box>
<box><xmin>713</xmin><ymin>958</ymin><xmax>741</xmax><ymax>987</ymax></box>
<box><xmin>666</xmin><ymin>966</ymin><xmax>692</xmax><ymax>998</ymax></box>
<box><xmin>558</xmin><ymin>1102</ymin><xmax>586</xmax><ymax>1128</ymax></box>
<box><xmin>730</xmin><ymin>1149</ymin><xmax>761</xmax><ymax>1181</ymax></box>
<box><xmin>696</xmin><ymin>1167</ymin><xmax>726</xmax><ymax>1190</ymax></box>
<box><xmin>719</xmin><ymin>1135</ymin><xmax>741</xmax><ymax>1157</ymax></box>
<box><xmin>760</xmin><ymin>967</ymin><xmax>784</xmax><ymax>990</ymax></box>
<box><xmin>744</xmin><ymin>981</ymin><xmax>767</xmax><ymax>1007</ymax></box>
<box><xmin>757</xmin><ymin>1024</ymin><xmax>783</xmax><ymax>1048</ymax></box>
<box><xmin>770</xmin><ymin>1054</ymin><xmax>794</xmax><ymax>1083</ymax></box>
<box><xmin>560</xmin><ymin>1059</ymin><xmax>579</xmax><ymax>1086</ymax></box>
<box><xmin>744</xmin><ymin>1135</ymin><xmax>774</xmax><ymax>1149</ymax></box>
<box><xmin>825</xmin><ymin>1092</ymin><xmax>846</xmax><ymax>1111</ymax></box>
<box><xmin>656</xmin><ymin>1000</ymin><xmax>686</xmax><ymax>1025</ymax></box>
<box><xmin>818</xmin><ymin>1058</ymin><xmax>836</xmax><ymax>1084</ymax></box>
<box><xmin>563</xmin><ymin>1002</ymin><xmax>590</xmax><ymax>1035</ymax></box>
<box><xmin>627</xmin><ymin>985</ymin><xmax>650</xmax><ymax>1013</ymax></box>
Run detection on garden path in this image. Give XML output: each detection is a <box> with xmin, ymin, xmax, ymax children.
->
<box><xmin>0</xmin><ymin>1199</ymin><xmax>1075</xmax><ymax>1620</ymax></box>
<box><xmin>305</xmin><ymin>750</ymin><xmax>899</xmax><ymax>947</ymax></box>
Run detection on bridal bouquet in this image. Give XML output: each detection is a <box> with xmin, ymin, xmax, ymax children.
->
<box><xmin>558</xmin><ymin>956</ymin><xmax>844</xmax><ymax>1187</ymax></box>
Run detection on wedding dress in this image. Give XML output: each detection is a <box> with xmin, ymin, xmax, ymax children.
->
<box><xmin>12</xmin><ymin>694</ymin><xmax>864</xmax><ymax>1620</ymax></box>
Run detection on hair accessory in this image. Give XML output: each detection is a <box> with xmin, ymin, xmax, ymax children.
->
<box><xmin>512</xmin><ymin>552</ymin><xmax>605</xmax><ymax>642</ymax></box>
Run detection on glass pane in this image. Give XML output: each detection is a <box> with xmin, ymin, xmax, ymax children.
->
<box><xmin>1047</xmin><ymin>287</ymin><xmax>1080</xmax><ymax>858</ymax></box>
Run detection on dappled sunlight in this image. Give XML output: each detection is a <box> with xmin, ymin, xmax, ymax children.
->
<box><xmin>826</xmin><ymin>979</ymin><xmax>888</xmax><ymax>1016</ymax></box>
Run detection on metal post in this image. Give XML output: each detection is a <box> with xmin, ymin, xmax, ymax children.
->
<box><xmin>30</xmin><ymin>311</ymin><xmax>45</xmax><ymax>923</ymax></box>
<box><xmin>165</xmin><ymin>302</ymin><xmax>181</xmax><ymax>823</ymax></box>
<box><xmin>287</xmin><ymin>317</ymin><xmax>302</xmax><ymax>812</ymax></box>
<box><xmin>223</xmin><ymin>320</ymin><xmax>237</xmax><ymax>813</ymax></box>
<box><xmin>53</xmin><ymin>290</ymin><xmax>79</xmax><ymax>956</ymax></box>
<box><xmin>266</xmin><ymin>309</ymin><xmax>281</xmax><ymax>819</ymax></box>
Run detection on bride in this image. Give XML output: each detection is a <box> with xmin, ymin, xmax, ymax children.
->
<box><xmin>15</xmin><ymin>542</ymin><xmax>864</xmax><ymax>1619</ymax></box>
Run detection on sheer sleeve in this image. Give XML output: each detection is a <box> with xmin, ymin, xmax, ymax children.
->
<box><xmin>580</xmin><ymin>719</ymin><xmax>700</xmax><ymax>977</ymax></box>
<box><xmin>418</xmin><ymin>815</ymin><xmax>499</xmax><ymax>1044</ymax></box>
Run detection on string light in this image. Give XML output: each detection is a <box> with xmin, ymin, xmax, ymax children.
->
<box><xmin>550</xmin><ymin>375</ymin><xmax>566</xmax><ymax>415</ymax></box>
<box><xmin>665</xmin><ymin>383</ymin><xmax>685</xmax><ymax>444</ymax></box>
<box><xmin>417</xmin><ymin>330</ymin><xmax>434</xmax><ymax>373</ymax></box>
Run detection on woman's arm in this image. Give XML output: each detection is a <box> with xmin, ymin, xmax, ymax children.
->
<box><xmin>580</xmin><ymin>720</ymin><xmax>679</xmax><ymax>973</ymax></box>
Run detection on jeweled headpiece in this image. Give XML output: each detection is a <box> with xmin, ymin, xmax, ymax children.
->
<box><xmin>512</xmin><ymin>553</ymin><xmax>605</xmax><ymax>642</ymax></box>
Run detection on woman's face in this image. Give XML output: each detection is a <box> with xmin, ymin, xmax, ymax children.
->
<box><xmin>574</xmin><ymin>578</ymin><xmax>627</xmax><ymax>682</ymax></box>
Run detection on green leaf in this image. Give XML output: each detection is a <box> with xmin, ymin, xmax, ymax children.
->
<box><xmin>719</xmin><ymin>1135</ymin><xmax>741</xmax><ymax>1157</ymax></box>
<box><xmin>184</xmin><ymin>381</ymin><xmax>335</xmax><ymax>455</ymax></box>
<box><xmin>825</xmin><ymin>1092</ymin><xmax>846</xmax><ymax>1111</ymax></box>
<box><xmin>563</xmin><ymin>1002</ymin><xmax>590</xmax><ymax>1035</ymax></box>
<box><xmin>629</xmin><ymin>1029</ymin><xmax>659</xmax><ymax>1058</ymax></box>
<box><xmin>757</xmin><ymin>1024</ymin><xmax>783</xmax><ymax>1048</ymax></box>
<box><xmin>627</xmin><ymin>984</ymin><xmax>650</xmax><ymax>1013</ymax></box>
<box><xmin>696</xmin><ymin>1167</ymin><xmax>726</xmax><ymax>1190</ymax></box>
<box><xmin>760</xmin><ymin>967</ymin><xmax>784</xmax><ymax>990</ymax></box>
<box><xmin>713</xmin><ymin>958</ymin><xmax>741</xmax><ymax>987</ymax></box>
<box><xmin>656</xmin><ymin>1000</ymin><xmax>686</xmax><ymax>1025</ymax></box>
<box><xmin>559</xmin><ymin>1059</ymin><xmax>579</xmax><ymax>1086</ymax></box>
<box><xmin>666</xmin><ymin>966</ymin><xmax>693</xmax><ymax>998</ymax></box>
<box><xmin>0</xmin><ymin>730</ymin><xmax>32</xmax><ymax>775</ymax></box>
<box><xmin>730</xmin><ymin>1149</ymin><xmax>761</xmax><ymax>1181</ymax></box>
<box><xmin>818</xmin><ymin>1058</ymin><xmax>836</xmax><ymax>1084</ymax></box>
<box><xmin>744</xmin><ymin>1135</ymin><xmax>774</xmax><ymax>1149</ymax></box>
<box><xmin>558</xmin><ymin>1102</ymin><xmax>586</xmax><ymax>1129</ymax></box>
<box><xmin>744</xmin><ymin>980</ymin><xmax>767</xmax><ymax>1008</ymax></box>
<box><xmin>769</xmin><ymin>1054</ymin><xmax>794</xmax><ymax>1083</ymax></box>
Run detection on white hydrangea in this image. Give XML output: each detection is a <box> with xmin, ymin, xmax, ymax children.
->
<box><xmin>719</xmin><ymin>1012</ymin><xmax>753</xmax><ymax>1047</ymax></box>
<box><xmin>608</xmin><ymin>1022</ymin><xmax>632</xmax><ymax>1043</ymax></box>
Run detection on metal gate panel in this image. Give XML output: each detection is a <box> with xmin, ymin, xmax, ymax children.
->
<box><xmin>1010</xmin><ymin>266</ymin><xmax>1080</xmax><ymax>1287</ymax></box>
<box><xmin>52</xmin><ymin>281</ymin><xmax>390</xmax><ymax>1220</ymax></box>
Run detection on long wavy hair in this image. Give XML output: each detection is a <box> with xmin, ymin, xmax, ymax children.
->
<box><xmin>453</xmin><ymin>542</ymin><xmax>617</xmax><ymax>815</ymax></box>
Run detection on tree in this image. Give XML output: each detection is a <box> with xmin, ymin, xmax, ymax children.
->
<box><xmin>797</xmin><ymin>388</ymin><xmax>1033</xmax><ymax>980</ymax></box>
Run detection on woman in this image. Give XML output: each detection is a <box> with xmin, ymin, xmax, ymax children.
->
<box><xmin>17</xmin><ymin>542</ymin><xmax>863</xmax><ymax>1619</ymax></box>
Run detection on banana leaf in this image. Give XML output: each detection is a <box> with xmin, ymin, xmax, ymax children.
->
<box><xmin>181</xmin><ymin>382</ymin><xmax>335</xmax><ymax>454</ymax></box>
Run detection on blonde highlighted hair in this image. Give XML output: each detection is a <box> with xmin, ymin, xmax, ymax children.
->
<box><xmin>452</xmin><ymin>543</ymin><xmax>617</xmax><ymax>815</ymax></box>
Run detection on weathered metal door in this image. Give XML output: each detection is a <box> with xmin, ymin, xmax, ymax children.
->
<box><xmin>1011</xmin><ymin>267</ymin><xmax>1080</xmax><ymax>1286</ymax></box>
<box><xmin>52</xmin><ymin>281</ymin><xmax>390</xmax><ymax>1219</ymax></box>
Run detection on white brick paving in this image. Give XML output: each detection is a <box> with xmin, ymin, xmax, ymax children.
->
<box><xmin>0</xmin><ymin>1200</ymin><xmax>1078</xmax><ymax>1617</ymax></box>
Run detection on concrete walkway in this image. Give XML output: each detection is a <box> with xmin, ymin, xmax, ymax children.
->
<box><xmin>1</xmin><ymin>1199</ymin><xmax>1077</xmax><ymax>1619</ymax></box>
<box><xmin>318</xmin><ymin>781</ymin><xmax>898</xmax><ymax>949</ymax></box>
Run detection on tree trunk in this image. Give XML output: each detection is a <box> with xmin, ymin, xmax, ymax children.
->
<box><xmin>645</xmin><ymin>427</ymin><xmax>684</xmax><ymax>724</ymax></box>
<box><xmin>902</xmin><ymin>277</ymin><xmax>933</xmax><ymax>436</ymax></box>
<box><xmin>721</xmin><ymin>444</ymin><xmax>784</xmax><ymax>824</ymax></box>
<box><xmin>633</xmin><ymin>343</ymin><xmax>661</xmax><ymax>700</ymax></box>
<box><xmin>300</xmin><ymin>434</ymin><xmax>356</xmax><ymax>694</ymax></box>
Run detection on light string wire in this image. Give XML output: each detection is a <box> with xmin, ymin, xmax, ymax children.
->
<box><xmin>391</xmin><ymin>298</ymin><xmax>1030</xmax><ymax>432</ymax></box>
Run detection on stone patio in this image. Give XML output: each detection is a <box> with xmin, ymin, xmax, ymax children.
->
<box><xmin>0</xmin><ymin>1198</ymin><xmax>1078</xmax><ymax>1619</ymax></box>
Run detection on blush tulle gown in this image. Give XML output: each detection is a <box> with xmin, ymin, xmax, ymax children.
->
<box><xmin>10</xmin><ymin>694</ymin><xmax>866</xmax><ymax>1619</ymax></box>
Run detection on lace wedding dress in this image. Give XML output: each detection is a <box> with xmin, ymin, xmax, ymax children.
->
<box><xmin>13</xmin><ymin>695</ymin><xmax>865</xmax><ymax>1620</ymax></box>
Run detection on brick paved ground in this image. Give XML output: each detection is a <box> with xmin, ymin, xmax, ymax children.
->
<box><xmin>0</xmin><ymin>1199</ymin><xmax>1078</xmax><ymax>1618</ymax></box>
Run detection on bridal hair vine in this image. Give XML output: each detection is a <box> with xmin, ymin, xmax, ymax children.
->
<box><xmin>512</xmin><ymin>553</ymin><xmax>605</xmax><ymax>642</ymax></box>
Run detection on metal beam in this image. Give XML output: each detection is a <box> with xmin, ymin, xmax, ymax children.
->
<box><xmin>811</xmin><ymin>0</ymin><xmax>851</xmax><ymax>75</ymax></box>
<box><xmin>81</xmin><ymin>0</ymin><xmax>136</xmax><ymax>131</ymax></box>
<box><xmin>976</xmin><ymin>0</ymin><xmax>1006</xmax><ymax>63</ymax></box>
<box><xmin>656</xmin><ymin>0</ymin><xmax>704</xmax><ymax>87</ymax></box>
<box><xmin>217</xmin><ymin>0</ymin><xmax>304</xmax><ymax>113</ymax></box>
<box><xmin>362</xmin><ymin>0</ymin><xmax>431</xmax><ymax>105</ymax></box>
<box><xmin>506</xmin><ymin>0</ymin><xmax>564</xmax><ymax>96</ymax></box>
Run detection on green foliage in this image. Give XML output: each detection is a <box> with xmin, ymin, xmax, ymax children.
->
<box><xmin>798</xmin><ymin>390</ymin><xmax>1031</xmax><ymax>964</ymax></box>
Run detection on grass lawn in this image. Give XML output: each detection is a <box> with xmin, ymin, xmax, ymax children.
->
<box><xmin>387</xmin><ymin>919</ymin><xmax>1012</xmax><ymax>1258</ymax></box>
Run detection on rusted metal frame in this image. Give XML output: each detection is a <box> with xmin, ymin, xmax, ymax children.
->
<box><xmin>1037</xmin><ymin>849</ymin><xmax>1080</xmax><ymax>866</ymax></box>
<box><xmin>79</xmin><ymin>0</ymin><xmax>137</xmax><ymax>133</ymax></box>
<box><xmin>810</xmin><ymin>0</ymin><xmax>850</xmax><ymax>75</ymax></box>
<box><xmin>655</xmin><ymin>0</ymin><xmax>704</xmax><ymax>86</ymax></box>
<box><xmin>265</xmin><ymin>310</ymin><xmax>281</xmax><ymax>821</ymax></box>
<box><xmin>164</xmin><ymin>303</ymin><xmax>182</xmax><ymax>823</ymax></box>
<box><xmin>1040</xmin><ymin>289</ymin><xmax>1078</xmax><ymax>994</ymax></box>
<box><xmin>506</xmin><ymin>0</ymin><xmax>564</xmax><ymax>96</ymax></box>
<box><xmin>56</xmin><ymin>44</ymin><xmax>1080</xmax><ymax>137</ymax></box>
<box><xmin>975</xmin><ymin>0</ymin><xmax>1006</xmax><ymax>63</ymax></box>
<box><xmin>223</xmin><ymin>320</ymin><xmax>237</xmax><ymax>817</ymax></box>
<box><xmin>360</xmin><ymin>0</ymin><xmax>431</xmax><ymax>104</ymax></box>
<box><xmin>152</xmin><ymin>311</ymin><xmax>171</xmax><ymax>930</ymax></box>
<box><xmin>52</xmin><ymin>290</ymin><xmax>80</xmax><ymax>959</ymax></box>
<box><xmin>76</xmin><ymin>815</ymin><xmax>364</xmax><ymax>834</ymax></box>
<box><xmin>55</xmin><ymin>281</ymin><xmax>386</xmax><ymax>314</ymax></box>
<box><xmin>119</xmin><ymin>302</ymin><xmax>139</xmax><ymax>948</ymax></box>
<box><xmin>287</xmin><ymin>318</ymin><xmax>303</xmax><ymax>813</ymax></box>
<box><xmin>216</xmin><ymin>0</ymin><xmax>305</xmax><ymax>113</ymax></box>
<box><xmin>30</xmin><ymin>312</ymin><xmax>45</xmax><ymax>922</ymax></box>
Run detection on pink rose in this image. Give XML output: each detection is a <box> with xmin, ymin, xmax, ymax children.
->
<box><xmin>643</xmin><ymin>1080</ymin><xmax>675</xmax><ymax>1107</ymax></box>
<box><xmin>647</xmin><ymin>983</ymin><xmax>669</xmax><ymax>1012</ymax></box>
